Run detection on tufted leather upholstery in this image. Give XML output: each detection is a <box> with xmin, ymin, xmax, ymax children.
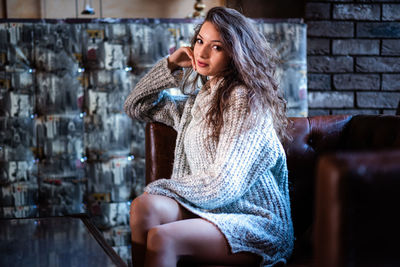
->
<box><xmin>144</xmin><ymin>114</ymin><xmax>400</xmax><ymax>267</ymax></box>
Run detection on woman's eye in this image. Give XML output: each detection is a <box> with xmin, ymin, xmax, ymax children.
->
<box><xmin>196</xmin><ymin>38</ymin><xmax>203</xmax><ymax>44</ymax></box>
<box><xmin>213</xmin><ymin>45</ymin><xmax>222</xmax><ymax>51</ymax></box>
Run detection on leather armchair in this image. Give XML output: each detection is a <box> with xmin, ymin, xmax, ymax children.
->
<box><xmin>144</xmin><ymin>115</ymin><xmax>400</xmax><ymax>267</ymax></box>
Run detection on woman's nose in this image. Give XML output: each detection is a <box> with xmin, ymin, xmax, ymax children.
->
<box><xmin>198</xmin><ymin>46</ymin><xmax>209</xmax><ymax>58</ymax></box>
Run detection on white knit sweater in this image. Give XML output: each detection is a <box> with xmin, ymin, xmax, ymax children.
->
<box><xmin>124</xmin><ymin>58</ymin><xmax>294</xmax><ymax>266</ymax></box>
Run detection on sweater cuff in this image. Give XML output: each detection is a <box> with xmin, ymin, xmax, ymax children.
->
<box><xmin>159</xmin><ymin>57</ymin><xmax>182</xmax><ymax>87</ymax></box>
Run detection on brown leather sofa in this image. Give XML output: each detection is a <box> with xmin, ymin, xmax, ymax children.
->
<box><xmin>144</xmin><ymin>114</ymin><xmax>400</xmax><ymax>267</ymax></box>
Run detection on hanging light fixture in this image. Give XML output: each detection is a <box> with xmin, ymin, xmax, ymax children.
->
<box><xmin>191</xmin><ymin>0</ymin><xmax>206</xmax><ymax>18</ymax></box>
<box><xmin>81</xmin><ymin>0</ymin><xmax>95</xmax><ymax>15</ymax></box>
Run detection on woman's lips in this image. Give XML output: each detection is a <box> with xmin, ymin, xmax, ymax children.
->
<box><xmin>197</xmin><ymin>60</ymin><xmax>209</xmax><ymax>68</ymax></box>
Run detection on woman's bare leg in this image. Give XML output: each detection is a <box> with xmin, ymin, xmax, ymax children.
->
<box><xmin>145</xmin><ymin>218</ymin><xmax>261</xmax><ymax>267</ymax></box>
<box><xmin>129</xmin><ymin>193</ymin><xmax>196</xmax><ymax>267</ymax></box>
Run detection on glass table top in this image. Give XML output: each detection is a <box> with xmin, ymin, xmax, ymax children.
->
<box><xmin>0</xmin><ymin>216</ymin><xmax>121</xmax><ymax>267</ymax></box>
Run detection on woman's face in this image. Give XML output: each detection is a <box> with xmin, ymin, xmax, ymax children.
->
<box><xmin>193</xmin><ymin>21</ymin><xmax>230</xmax><ymax>79</ymax></box>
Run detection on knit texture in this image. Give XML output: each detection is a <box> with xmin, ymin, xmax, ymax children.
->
<box><xmin>124</xmin><ymin>58</ymin><xmax>294</xmax><ymax>266</ymax></box>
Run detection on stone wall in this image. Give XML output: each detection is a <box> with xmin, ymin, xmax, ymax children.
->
<box><xmin>305</xmin><ymin>0</ymin><xmax>400</xmax><ymax>115</ymax></box>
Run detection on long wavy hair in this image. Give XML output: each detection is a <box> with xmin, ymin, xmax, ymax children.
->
<box><xmin>181</xmin><ymin>6</ymin><xmax>291</xmax><ymax>143</ymax></box>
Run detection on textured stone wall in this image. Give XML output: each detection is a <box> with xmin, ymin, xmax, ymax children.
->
<box><xmin>305</xmin><ymin>0</ymin><xmax>400</xmax><ymax>115</ymax></box>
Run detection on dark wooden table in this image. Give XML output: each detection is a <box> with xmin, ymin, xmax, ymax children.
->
<box><xmin>0</xmin><ymin>215</ymin><xmax>127</xmax><ymax>267</ymax></box>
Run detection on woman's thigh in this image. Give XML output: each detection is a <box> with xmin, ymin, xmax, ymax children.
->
<box><xmin>147</xmin><ymin>218</ymin><xmax>261</xmax><ymax>266</ymax></box>
<box><xmin>130</xmin><ymin>193</ymin><xmax>196</xmax><ymax>228</ymax></box>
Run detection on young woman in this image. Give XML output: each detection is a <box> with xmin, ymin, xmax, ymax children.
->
<box><xmin>124</xmin><ymin>7</ymin><xmax>293</xmax><ymax>267</ymax></box>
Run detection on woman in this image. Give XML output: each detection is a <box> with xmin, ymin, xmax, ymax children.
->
<box><xmin>124</xmin><ymin>7</ymin><xmax>293</xmax><ymax>267</ymax></box>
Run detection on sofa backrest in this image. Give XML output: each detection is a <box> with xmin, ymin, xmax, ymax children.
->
<box><xmin>343</xmin><ymin>115</ymin><xmax>400</xmax><ymax>150</ymax></box>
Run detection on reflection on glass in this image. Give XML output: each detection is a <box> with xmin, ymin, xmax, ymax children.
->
<box><xmin>0</xmin><ymin>217</ymin><xmax>117</xmax><ymax>267</ymax></box>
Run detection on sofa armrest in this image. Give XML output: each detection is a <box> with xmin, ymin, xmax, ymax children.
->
<box><xmin>145</xmin><ymin>122</ymin><xmax>177</xmax><ymax>185</ymax></box>
<box><xmin>314</xmin><ymin>150</ymin><xmax>400</xmax><ymax>267</ymax></box>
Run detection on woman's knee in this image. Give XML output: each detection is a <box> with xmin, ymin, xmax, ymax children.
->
<box><xmin>147</xmin><ymin>225</ymin><xmax>176</xmax><ymax>253</ymax></box>
<box><xmin>129</xmin><ymin>193</ymin><xmax>181</xmax><ymax>230</ymax></box>
<box><xmin>130</xmin><ymin>193</ymin><xmax>156</xmax><ymax>228</ymax></box>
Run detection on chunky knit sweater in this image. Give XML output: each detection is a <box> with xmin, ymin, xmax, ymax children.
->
<box><xmin>124</xmin><ymin>58</ymin><xmax>294</xmax><ymax>266</ymax></box>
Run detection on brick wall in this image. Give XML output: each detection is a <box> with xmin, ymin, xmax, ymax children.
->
<box><xmin>305</xmin><ymin>0</ymin><xmax>400</xmax><ymax>116</ymax></box>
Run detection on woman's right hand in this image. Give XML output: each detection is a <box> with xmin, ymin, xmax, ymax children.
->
<box><xmin>167</xmin><ymin>47</ymin><xmax>196</xmax><ymax>72</ymax></box>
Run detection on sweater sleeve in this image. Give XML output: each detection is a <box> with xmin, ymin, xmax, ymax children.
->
<box><xmin>144</xmin><ymin>87</ymin><xmax>283</xmax><ymax>210</ymax></box>
<box><xmin>123</xmin><ymin>57</ymin><xmax>188</xmax><ymax>130</ymax></box>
